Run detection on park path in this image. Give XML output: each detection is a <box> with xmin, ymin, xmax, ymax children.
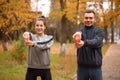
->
<box><xmin>70</xmin><ymin>41</ymin><xmax>120</xmax><ymax>80</ymax></box>
<box><xmin>102</xmin><ymin>43</ymin><xmax>120</xmax><ymax>80</ymax></box>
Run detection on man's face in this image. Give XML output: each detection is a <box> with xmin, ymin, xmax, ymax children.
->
<box><xmin>84</xmin><ymin>13</ymin><xmax>96</xmax><ymax>27</ymax></box>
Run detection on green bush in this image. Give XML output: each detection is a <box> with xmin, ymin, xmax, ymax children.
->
<box><xmin>12</xmin><ymin>35</ymin><xmax>27</xmax><ymax>62</ymax></box>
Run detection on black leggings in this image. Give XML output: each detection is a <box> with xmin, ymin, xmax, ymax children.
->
<box><xmin>25</xmin><ymin>68</ymin><xmax>52</xmax><ymax>80</ymax></box>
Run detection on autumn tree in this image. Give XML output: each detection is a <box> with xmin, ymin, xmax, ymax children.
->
<box><xmin>50</xmin><ymin>0</ymin><xmax>77</xmax><ymax>55</ymax></box>
<box><xmin>101</xmin><ymin>0</ymin><xmax>120</xmax><ymax>43</ymax></box>
<box><xmin>113</xmin><ymin>0</ymin><xmax>120</xmax><ymax>41</ymax></box>
<box><xmin>0</xmin><ymin>0</ymin><xmax>40</xmax><ymax>51</ymax></box>
<box><xmin>59</xmin><ymin>0</ymin><xmax>82</xmax><ymax>55</ymax></box>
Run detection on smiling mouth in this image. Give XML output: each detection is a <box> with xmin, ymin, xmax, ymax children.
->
<box><xmin>86</xmin><ymin>22</ymin><xmax>91</xmax><ymax>24</ymax></box>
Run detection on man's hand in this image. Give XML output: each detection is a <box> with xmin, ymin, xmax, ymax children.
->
<box><xmin>72</xmin><ymin>32</ymin><xmax>84</xmax><ymax>48</ymax></box>
<box><xmin>75</xmin><ymin>40</ymin><xmax>84</xmax><ymax>48</ymax></box>
<box><xmin>72</xmin><ymin>32</ymin><xmax>82</xmax><ymax>43</ymax></box>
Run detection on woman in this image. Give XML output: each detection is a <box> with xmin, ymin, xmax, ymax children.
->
<box><xmin>23</xmin><ymin>16</ymin><xmax>54</xmax><ymax>80</ymax></box>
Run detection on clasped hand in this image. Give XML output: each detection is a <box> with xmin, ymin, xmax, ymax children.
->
<box><xmin>23</xmin><ymin>32</ymin><xmax>34</xmax><ymax>46</ymax></box>
<box><xmin>74</xmin><ymin>40</ymin><xmax>84</xmax><ymax>48</ymax></box>
<box><xmin>72</xmin><ymin>32</ymin><xmax>84</xmax><ymax>48</ymax></box>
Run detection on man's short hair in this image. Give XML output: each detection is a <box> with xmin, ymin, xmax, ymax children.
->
<box><xmin>84</xmin><ymin>9</ymin><xmax>96</xmax><ymax>18</ymax></box>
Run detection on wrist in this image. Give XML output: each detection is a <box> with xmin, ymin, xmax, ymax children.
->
<box><xmin>32</xmin><ymin>42</ymin><xmax>35</xmax><ymax>47</ymax></box>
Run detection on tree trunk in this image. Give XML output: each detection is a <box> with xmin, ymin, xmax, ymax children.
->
<box><xmin>2</xmin><ymin>42</ymin><xmax>8</xmax><ymax>51</ymax></box>
<box><xmin>60</xmin><ymin>14</ymin><xmax>67</xmax><ymax>55</ymax></box>
<box><xmin>110</xmin><ymin>0</ymin><xmax>114</xmax><ymax>43</ymax></box>
<box><xmin>104</xmin><ymin>26</ymin><xmax>109</xmax><ymax>44</ymax></box>
<box><xmin>59</xmin><ymin>0</ymin><xmax>67</xmax><ymax>55</ymax></box>
<box><xmin>60</xmin><ymin>43</ymin><xmax>66</xmax><ymax>56</ymax></box>
<box><xmin>119</xmin><ymin>28</ymin><xmax>120</xmax><ymax>39</ymax></box>
<box><xmin>111</xmin><ymin>21</ymin><xmax>114</xmax><ymax>43</ymax></box>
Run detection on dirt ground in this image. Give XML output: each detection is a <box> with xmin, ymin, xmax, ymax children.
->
<box><xmin>102</xmin><ymin>44</ymin><xmax>120</xmax><ymax>80</ymax></box>
<box><xmin>0</xmin><ymin>44</ymin><xmax>14</xmax><ymax>52</ymax></box>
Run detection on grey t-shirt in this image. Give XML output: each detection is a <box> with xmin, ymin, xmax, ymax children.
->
<box><xmin>27</xmin><ymin>33</ymin><xmax>54</xmax><ymax>69</ymax></box>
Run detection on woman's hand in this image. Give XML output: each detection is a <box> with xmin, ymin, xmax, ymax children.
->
<box><xmin>23</xmin><ymin>32</ymin><xmax>30</xmax><ymax>42</ymax></box>
<box><xmin>23</xmin><ymin>32</ymin><xmax>34</xmax><ymax>46</ymax></box>
<box><xmin>25</xmin><ymin>40</ymin><xmax>34</xmax><ymax>47</ymax></box>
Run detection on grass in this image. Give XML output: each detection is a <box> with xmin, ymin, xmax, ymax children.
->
<box><xmin>51</xmin><ymin>54</ymin><xmax>77</xmax><ymax>80</ymax></box>
<box><xmin>102</xmin><ymin>43</ymin><xmax>111</xmax><ymax>55</ymax></box>
<box><xmin>0</xmin><ymin>42</ymin><xmax>110</xmax><ymax>80</ymax></box>
<box><xmin>0</xmin><ymin>51</ymin><xmax>26</xmax><ymax>80</ymax></box>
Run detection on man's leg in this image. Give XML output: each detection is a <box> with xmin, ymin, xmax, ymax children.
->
<box><xmin>89</xmin><ymin>68</ymin><xmax>102</xmax><ymax>80</ymax></box>
<box><xmin>77</xmin><ymin>67</ymin><xmax>89</xmax><ymax>80</ymax></box>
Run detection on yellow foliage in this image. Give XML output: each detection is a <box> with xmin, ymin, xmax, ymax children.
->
<box><xmin>33</xmin><ymin>0</ymin><xmax>120</xmax><ymax>32</ymax></box>
<box><xmin>0</xmin><ymin>0</ymin><xmax>40</xmax><ymax>38</ymax></box>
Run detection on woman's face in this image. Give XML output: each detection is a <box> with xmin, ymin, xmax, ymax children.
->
<box><xmin>84</xmin><ymin>13</ymin><xmax>96</xmax><ymax>27</ymax></box>
<box><xmin>35</xmin><ymin>20</ymin><xmax>46</xmax><ymax>36</ymax></box>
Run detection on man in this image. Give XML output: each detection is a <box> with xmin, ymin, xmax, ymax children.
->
<box><xmin>73</xmin><ymin>9</ymin><xmax>104</xmax><ymax>80</ymax></box>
